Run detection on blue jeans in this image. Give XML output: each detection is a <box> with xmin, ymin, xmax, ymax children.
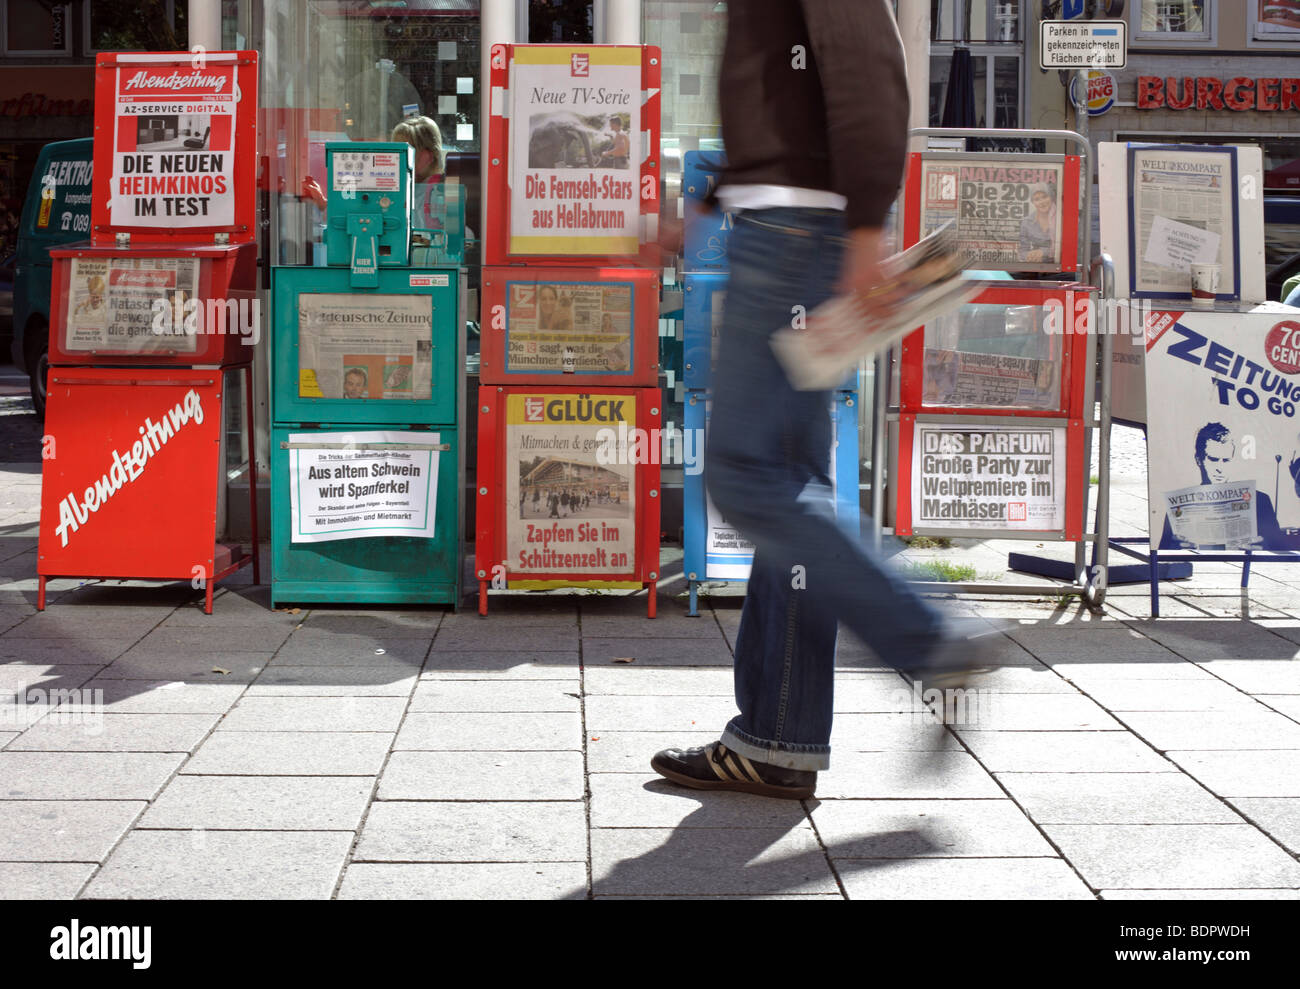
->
<box><xmin>706</xmin><ymin>208</ymin><xmax>946</xmax><ymax>772</ymax></box>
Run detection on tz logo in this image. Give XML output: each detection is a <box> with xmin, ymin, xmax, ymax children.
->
<box><xmin>524</xmin><ymin>397</ymin><xmax>546</xmax><ymax>421</ymax></box>
<box><xmin>570</xmin><ymin>53</ymin><xmax>590</xmax><ymax>77</ymax></box>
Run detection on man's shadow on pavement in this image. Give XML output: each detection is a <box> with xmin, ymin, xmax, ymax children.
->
<box><xmin>565</xmin><ymin>784</ymin><xmax>939</xmax><ymax>899</ymax></box>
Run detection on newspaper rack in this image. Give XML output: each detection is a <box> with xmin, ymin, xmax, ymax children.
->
<box><xmin>1096</xmin><ymin>140</ymin><xmax>1299</xmax><ymax>616</ymax></box>
<box><xmin>37</xmin><ymin>50</ymin><xmax>262</xmax><ymax>614</ymax></box>
<box><xmin>476</xmin><ymin>44</ymin><xmax>663</xmax><ymax>616</ymax></box>
<box><xmin>875</xmin><ymin>128</ymin><xmax>1112</xmax><ymax>608</ymax></box>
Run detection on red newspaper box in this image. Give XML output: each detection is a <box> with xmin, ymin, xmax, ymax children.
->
<box><xmin>38</xmin><ymin>367</ymin><xmax>256</xmax><ymax>613</ymax></box>
<box><xmin>475</xmin><ymin>384</ymin><xmax>662</xmax><ymax>615</ymax></box>
<box><xmin>37</xmin><ymin>51</ymin><xmax>261</xmax><ymax>611</ymax></box>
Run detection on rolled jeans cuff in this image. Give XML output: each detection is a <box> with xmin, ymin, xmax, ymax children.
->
<box><xmin>722</xmin><ymin>719</ymin><xmax>830</xmax><ymax>772</ymax></box>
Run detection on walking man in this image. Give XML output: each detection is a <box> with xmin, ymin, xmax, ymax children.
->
<box><xmin>652</xmin><ymin>0</ymin><xmax>987</xmax><ymax>799</ymax></box>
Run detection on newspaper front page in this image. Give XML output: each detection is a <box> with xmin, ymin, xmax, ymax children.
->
<box><xmin>505</xmin><ymin>280</ymin><xmax>633</xmax><ymax>374</ymax></box>
<box><xmin>912</xmin><ymin>424</ymin><xmax>1067</xmax><ymax>532</ymax></box>
<box><xmin>65</xmin><ymin>257</ymin><xmax>200</xmax><ymax>353</ymax></box>
<box><xmin>298</xmin><ymin>293</ymin><xmax>433</xmax><ymax>400</ymax></box>
<box><xmin>288</xmin><ymin>430</ymin><xmax>438</xmax><ymax>543</ymax></box>
<box><xmin>1131</xmin><ymin>147</ymin><xmax>1235</xmax><ymax>296</ymax></box>
<box><xmin>919</xmin><ymin>159</ymin><xmax>1064</xmax><ymax>270</ymax></box>
<box><xmin>1162</xmin><ymin>481</ymin><xmax>1258</xmax><ymax>548</ymax></box>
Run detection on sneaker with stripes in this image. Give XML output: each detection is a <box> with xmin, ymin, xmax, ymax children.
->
<box><xmin>650</xmin><ymin>741</ymin><xmax>816</xmax><ymax>800</ymax></box>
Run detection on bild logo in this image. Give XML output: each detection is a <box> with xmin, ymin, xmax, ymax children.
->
<box><xmin>524</xmin><ymin>397</ymin><xmax>545</xmax><ymax>422</ymax></box>
<box><xmin>1008</xmin><ymin>502</ymin><xmax>1027</xmax><ymax>522</ymax></box>
<box><xmin>570</xmin><ymin>52</ymin><xmax>589</xmax><ymax>77</ymax></box>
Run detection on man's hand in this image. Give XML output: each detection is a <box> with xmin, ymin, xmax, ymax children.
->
<box><xmin>836</xmin><ymin>226</ymin><xmax>888</xmax><ymax>296</ymax></box>
<box><xmin>836</xmin><ymin>226</ymin><xmax>905</xmax><ymax>322</ymax></box>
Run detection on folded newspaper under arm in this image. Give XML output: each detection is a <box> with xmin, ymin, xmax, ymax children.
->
<box><xmin>770</xmin><ymin>223</ymin><xmax>981</xmax><ymax>391</ymax></box>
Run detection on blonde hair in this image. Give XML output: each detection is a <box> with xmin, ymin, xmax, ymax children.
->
<box><xmin>391</xmin><ymin>116</ymin><xmax>444</xmax><ymax>175</ymax></box>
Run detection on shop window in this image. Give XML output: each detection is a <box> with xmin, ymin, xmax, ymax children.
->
<box><xmin>1252</xmin><ymin>0</ymin><xmax>1300</xmax><ymax>40</ymax></box>
<box><xmin>3</xmin><ymin>0</ymin><xmax>71</xmax><ymax>55</ymax></box>
<box><xmin>85</xmin><ymin>0</ymin><xmax>186</xmax><ymax>53</ymax></box>
<box><xmin>932</xmin><ymin>0</ymin><xmax>1020</xmax><ymax>43</ymax></box>
<box><xmin>253</xmin><ymin>3</ymin><xmax>483</xmax><ymax>269</ymax></box>
<box><xmin>1134</xmin><ymin>0</ymin><xmax>1212</xmax><ymax>41</ymax></box>
<box><xmin>528</xmin><ymin>0</ymin><xmax>593</xmax><ymax>43</ymax></box>
<box><xmin>929</xmin><ymin>49</ymin><xmax>1023</xmax><ymax>129</ymax></box>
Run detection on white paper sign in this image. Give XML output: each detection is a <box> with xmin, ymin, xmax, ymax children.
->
<box><xmin>109</xmin><ymin>63</ymin><xmax>238</xmax><ymax>227</ymax></box>
<box><xmin>1143</xmin><ymin>215</ymin><xmax>1221</xmax><ymax>272</ymax></box>
<box><xmin>288</xmin><ymin>430</ymin><xmax>439</xmax><ymax>542</ymax></box>
<box><xmin>705</xmin><ymin>492</ymin><xmax>754</xmax><ymax>580</ymax></box>
<box><xmin>508</xmin><ymin>47</ymin><xmax>642</xmax><ymax>255</ymax></box>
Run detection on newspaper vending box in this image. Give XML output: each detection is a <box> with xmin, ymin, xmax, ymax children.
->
<box><xmin>37</xmin><ymin>51</ymin><xmax>261</xmax><ymax>613</ymax></box>
<box><xmin>895</xmin><ymin>150</ymin><xmax>1096</xmax><ymax>548</ymax></box>
<box><xmin>270</xmin><ymin>142</ymin><xmax>464</xmax><ymax>606</ymax></box>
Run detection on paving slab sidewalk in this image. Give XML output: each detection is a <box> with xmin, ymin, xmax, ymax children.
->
<box><xmin>0</xmin><ymin>441</ymin><xmax>1298</xmax><ymax>901</ymax></box>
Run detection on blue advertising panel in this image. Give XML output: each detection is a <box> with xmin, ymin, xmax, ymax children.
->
<box><xmin>683</xmin><ymin>151</ymin><xmax>732</xmax><ymax>271</ymax></box>
<box><xmin>683</xmin><ymin>272</ymin><xmax>727</xmax><ymax>391</ymax></box>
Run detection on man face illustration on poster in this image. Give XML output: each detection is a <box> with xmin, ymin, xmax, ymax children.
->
<box><xmin>1195</xmin><ymin>423</ymin><xmax>1234</xmax><ymax>485</ymax></box>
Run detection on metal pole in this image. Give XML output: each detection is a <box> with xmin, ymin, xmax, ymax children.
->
<box><xmin>896</xmin><ymin>0</ymin><xmax>931</xmax><ymax>156</ymax></box>
<box><xmin>1073</xmin><ymin>68</ymin><xmax>1092</xmax><ymax>274</ymax></box>
<box><xmin>871</xmin><ymin>351</ymin><xmax>889</xmax><ymax>552</ymax></box>
<box><xmin>602</xmin><ymin>0</ymin><xmax>642</xmax><ymax>44</ymax></box>
<box><xmin>1089</xmin><ymin>254</ymin><xmax>1115</xmax><ymax>608</ymax></box>
<box><xmin>481</xmin><ymin>0</ymin><xmax>517</xmax><ymax>260</ymax></box>
<box><xmin>187</xmin><ymin>0</ymin><xmax>221</xmax><ymax>49</ymax></box>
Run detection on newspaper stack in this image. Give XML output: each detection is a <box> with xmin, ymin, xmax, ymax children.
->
<box><xmin>771</xmin><ymin>223</ymin><xmax>981</xmax><ymax>391</ymax></box>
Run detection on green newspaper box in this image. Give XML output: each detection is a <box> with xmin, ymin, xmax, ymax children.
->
<box><xmin>270</xmin><ymin>143</ymin><xmax>464</xmax><ymax>606</ymax></box>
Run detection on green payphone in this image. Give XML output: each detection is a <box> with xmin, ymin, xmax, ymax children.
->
<box><xmin>271</xmin><ymin>143</ymin><xmax>464</xmax><ymax>606</ymax></box>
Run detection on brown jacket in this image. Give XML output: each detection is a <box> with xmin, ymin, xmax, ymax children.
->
<box><xmin>719</xmin><ymin>0</ymin><xmax>910</xmax><ymax>230</ymax></box>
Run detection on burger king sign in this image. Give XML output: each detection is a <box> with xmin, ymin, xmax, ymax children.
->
<box><xmin>1070</xmin><ymin>70</ymin><xmax>1116</xmax><ymax>116</ymax></box>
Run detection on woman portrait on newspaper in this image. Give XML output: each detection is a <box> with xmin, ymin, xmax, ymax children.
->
<box><xmin>1018</xmin><ymin>183</ymin><xmax>1057</xmax><ymax>264</ymax></box>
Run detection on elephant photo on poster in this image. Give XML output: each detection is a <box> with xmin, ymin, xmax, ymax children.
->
<box><xmin>527</xmin><ymin>113</ymin><xmax>631</xmax><ymax>170</ymax></box>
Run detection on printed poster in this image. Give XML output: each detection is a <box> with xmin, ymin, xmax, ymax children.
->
<box><xmin>109</xmin><ymin>61</ymin><xmax>238</xmax><ymax>227</ymax></box>
<box><xmin>64</xmin><ymin>257</ymin><xmax>199</xmax><ymax>353</ymax></box>
<box><xmin>912</xmin><ymin>424</ymin><xmax>1067</xmax><ymax>531</ymax></box>
<box><xmin>297</xmin><ymin>294</ymin><xmax>433</xmax><ymax>400</ymax></box>
<box><xmin>922</xmin><ymin>348</ymin><xmax>1059</xmax><ymax>410</ymax></box>
<box><xmin>505</xmin><ymin>280</ymin><xmax>633</xmax><ymax>374</ymax></box>
<box><xmin>288</xmin><ymin>430</ymin><xmax>438</xmax><ymax>543</ymax></box>
<box><xmin>705</xmin><ymin>491</ymin><xmax>754</xmax><ymax>580</ymax></box>
<box><xmin>506</xmin><ymin>393</ymin><xmax>636</xmax><ymax>575</ymax></box>
<box><xmin>919</xmin><ymin>158</ymin><xmax>1065</xmax><ymax>270</ymax></box>
<box><xmin>509</xmin><ymin>47</ymin><xmax>641</xmax><ymax>255</ymax></box>
<box><xmin>1144</xmin><ymin>306</ymin><xmax>1300</xmax><ymax>550</ymax></box>
<box><xmin>1258</xmin><ymin>1</ymin><xmax>1300</xmax><ymax>34</ymax></box>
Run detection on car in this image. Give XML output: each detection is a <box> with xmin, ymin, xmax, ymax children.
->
<box><xmin>0</xmin><ymin>253</ymin><xmax>13</xmax><ymax>356</ymax></box>
<box><xmin>11</xmin><ymin>138</ymin><xmax>93</xmax><ymax>418</ymax></box>
<box><xmin>1265</xmin><ymin>195</ymin><xmax>1300</xmax><ymax>302</ymax></box>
